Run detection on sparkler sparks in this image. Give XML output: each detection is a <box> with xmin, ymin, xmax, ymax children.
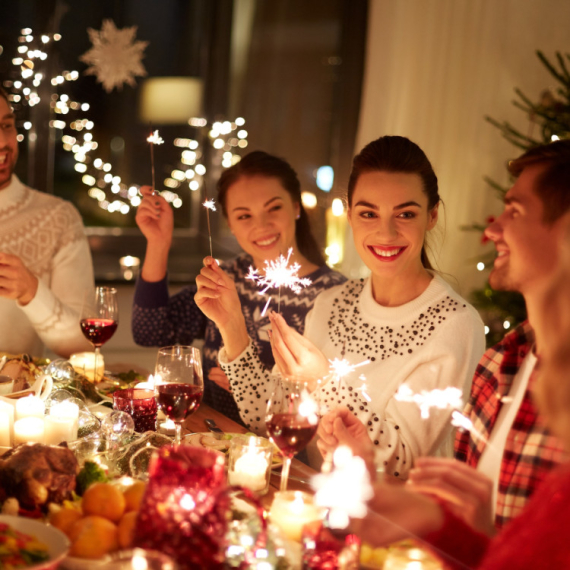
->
<box><xmin>328</xmin><ymin>358</ymin><xmax>370</xmax><ymax>381</ymax></box>
<box><xmin>147</xmin><ymin>129</ymin><xmax>164</xmax><ymax>193</ymax></box>
<box><xmin>202</xmin><ymin>199</ymin><xmax>217</xmax><ymax>256</ymax></box>
<box><xmin>394</xmin><ymin>384</ymin><xmax>464</xmax><ymax>419</ymax></box>
<box><xmin>247</xmin><ymin>248</ymin><xmax>312</xmax><ymax>315</ymax></box>
<box><xmin>311</xmin><ymin>446</ymin><xmax>373</xmax><ymax>529</ymax></box>
<box><xmin>203</xmin><ymin>199</ymin><xmax>216</xmax><ymax>211</ymax></box>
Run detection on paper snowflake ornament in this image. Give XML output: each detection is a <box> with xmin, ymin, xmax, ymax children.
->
<box><xmin>81</xmin><ymin>19</ymin><xmax>148</xmax><ymax>93</ymax></box>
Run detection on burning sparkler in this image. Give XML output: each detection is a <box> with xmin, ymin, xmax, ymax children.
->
<box><xmin>394</xmin><ymin>384</ymin><xmax>464</xmax><ymax>419</ymax></box>
<box><xmin>247</xmin><ymin>248</ymin><xmax>312</xmax><ymax>315</ymax></box>
<box><xmin>202</xmin><ymin>199</ymin><xmax>217</xmax><ymax>257</ymax></box>
<box><xmin>311</xmin><ymin>446</ymin><xmax>373</xmax><ymax>529</ymax></box>
<box><xmin>147</xmin><ymin>129</ymin><xmax>164</xmax><ymax>193</ymax></box>
<box><xmin>327</xmin><ymin>357</ymin><xmax>371</xmax><ymax>403</ymax></box>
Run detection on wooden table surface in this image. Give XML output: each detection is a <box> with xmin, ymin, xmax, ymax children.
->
<box><xmin>184</xmin><ymin>403</ymin><xmax>317</xmax><ymax>501</ymax></box>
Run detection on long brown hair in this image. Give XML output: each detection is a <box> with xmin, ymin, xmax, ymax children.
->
<box><xmin>217</xmin><ymin>150</ymin><xmax>325</xmax><ymax>266</ymax></box>
<box><xmin>347</xmin><ymin>136</ymin><xmax>440</xmax><ymax>270</ymax></box>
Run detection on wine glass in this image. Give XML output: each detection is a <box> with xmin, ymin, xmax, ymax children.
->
<box><xmin>266</xmin><ymin>374</ymin><xmax>320</xmax><ymax>491</ymax></box>
<box><xmin>79</xmin><ymin>286</ymin><xmax>118</xmax><ymax>380</ymax></box>
<box><xmin>154</xmin><ymin>346</ymin><xmax>204</xmax><ymax>446</ymax></box>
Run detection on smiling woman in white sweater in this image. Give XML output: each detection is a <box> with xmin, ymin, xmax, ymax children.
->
<box><xmin>202</xmin><ymin>136</ymin><xmax>485</xmax><ymax>478</ymax></box>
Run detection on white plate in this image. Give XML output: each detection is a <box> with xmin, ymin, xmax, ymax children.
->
<box><xmin>0</xmin><ymin>514</ymin><xmax>70</xmax><ymax>570</ymax></box>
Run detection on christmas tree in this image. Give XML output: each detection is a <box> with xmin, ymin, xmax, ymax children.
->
<box><xmin>466</xmin><ymin>50</ymin><xmax>570</xmax><ymax>347</ymax></box>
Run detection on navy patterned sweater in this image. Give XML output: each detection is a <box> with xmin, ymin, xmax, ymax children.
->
<box><xmin>131</xmin><ymin>253</ymin><xmax>346</xmax><ymax>424</ymax></box>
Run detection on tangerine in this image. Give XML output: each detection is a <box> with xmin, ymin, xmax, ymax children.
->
<box><xmin>82</xmin><ymin>482</ymin><xmax>126</xmax><ymax>522</ymax></box>
<box><xmin>118</xmin><ymin>511</ymin><xmax>138</xmax><ymax>549</ymax></box>
<box><xmin>123</xmin><ymin>481</ymin><xmax>147</xmax><ymax>512</ymax></box>
<box><xmin>68</xmin><ymin>516</ymin><xmax>118</xmax><ymax>559</ymax></box>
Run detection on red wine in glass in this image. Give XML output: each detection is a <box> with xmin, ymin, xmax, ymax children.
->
<box><xmin>80</xmin><ymin>318</ymin><xmax>118</xmax><ymax>347</ymax></box>
<box><xmin>156</xmin><ymin>383</ymin><xmax>203</xmax><ymax>422</ymax></box>
<box><xmin>266</xmin><ymin>413</ymin><xmax>318</xmax><ymax>458</ymax></box>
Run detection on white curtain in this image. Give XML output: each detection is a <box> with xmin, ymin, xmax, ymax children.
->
<box><xmin>342</xmin><ymin>0</ymin><xmax>570</xmax><ymax>296</ymax></box>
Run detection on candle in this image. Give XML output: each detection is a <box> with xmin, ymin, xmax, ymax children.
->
<box><xmin>228</xmin><ymin>437</ymin><xmax>272</xmax><ymax>493</ymax></box>
<box><xmin>0</xmin><ymin>400</ymin><xmax>14</xmax><ymax>446</ymax></box>
<box><xmin>269</xmin><ymin>491</ymin><xmax>324</xmax><ymax>542</ymax></box>
<box><xmin>16</xmin><ymin>395</ymin><xmax>45</xmax><ymax>420</ymax></box>
<box><xmin>14</xmin><ymin>417</ymin><xmax>45</xmax><ymax>444</ymax></box>
<box><xmin>45</xmin><ymin>401</ymin><xmax>79</xmax><ymax>444</ymax></box>
<box><xmin>69</xmin><ymin>352</ymin><xmax>105</xmax><ymax>382</ymax></box>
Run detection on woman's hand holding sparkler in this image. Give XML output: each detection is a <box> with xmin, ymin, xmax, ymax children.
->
<box><xmin>317</xmin><ymin>407</ymin><xmax>375</xmax><ymax>476</ymax></box>
<box><xmin>407</xmin><ymin>457</ymin><xmax>496</xmax><ymax>536</ymax></box>
<box><xmin>268</xmin><ymin>311</ymin><xmax>329</xmax><ymax>389</ymax></box>
<box><xmin>136</xmin><ymin>186</ymin><xmax>174</xmax><ymax>282</ymax></box>
<box><xmin>195</xmin><ymin>257</ymin><xmax>250</xmax><ymax>361</ymax></box>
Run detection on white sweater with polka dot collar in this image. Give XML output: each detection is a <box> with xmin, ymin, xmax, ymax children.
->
<box><xmin>219</xmin><ymin>274</ymin><xmax>485</xmax><ymax>479</ymax></box>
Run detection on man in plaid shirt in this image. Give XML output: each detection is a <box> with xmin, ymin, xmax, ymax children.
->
<box><xmin>409</xmin><ymin>140</ymin><xmax>570</xmax><ymax>533</ymax></box>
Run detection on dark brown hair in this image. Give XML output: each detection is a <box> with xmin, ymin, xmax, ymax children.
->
<box><xmin>347</xmin><ymin>136</ymin><xmax>440</xmax><ymax>269</ymax></box>
<box><xmin>217</xmin><ymin>150</ymin><xmax>325</xmax><ymax>266</ymax></box>
<box><xmin>0</xmin><ymin>87</ymin><xmax>9</xmax><ymax>105</ymax></box>
<box><xmin>508</xmin><ymin>139</ymin><xmax>570</xmax><ymax>224</ymax></box>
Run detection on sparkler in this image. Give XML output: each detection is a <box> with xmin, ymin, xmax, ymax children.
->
<box><xmin>451</xmin><ymin>410</ymin><xmax>491</xmax><ymax>448</ymax></box>
<box><xmin>202</xmin><ymin>199</ymin><xmax>216</xmax><ymax>257</ymax></box>
<box><xmin>246</xmin><ymin>248</ymin><xmax>312</xmax><ymax>315</ymax></box>
<box><xmin>394</xmin><ymin>384</ymin><xmax>464</xmax><ymax>419</ymax></box>
<box><xmin>311</xmin><ymin>446</ymin><xmax>373</xmax><ymax>529</ymax></box>
<box><xmin>327</xmin><ymin>357</ymin><xmax>371</xmax><ymax>403</ymax></box>
<box><xmin>147</xmin><ymin>129</ymin><xmax>164</xmax><ymax>194</ymax></box>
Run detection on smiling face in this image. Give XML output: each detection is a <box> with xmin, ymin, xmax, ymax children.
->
<box><xmin>225</xmin><ymin>174</ymin><xmax>300</xmax><ymax>267</ymax></box>
<box><xmin>0</xmin><ymin>96</ymin><xmax>18</xmax><ymax>190</ymax></box>
<box><xmin>484</xmin><ymin>163</ymin><xmax>563</xmax><ymax>296</ymax></box>
<box><xmin>348</xmin><ymin>171</ymin><xmax>438</xmax><ymax>282</ymax></box>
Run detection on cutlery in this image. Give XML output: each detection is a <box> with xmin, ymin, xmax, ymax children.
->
<box><xmin>204</xmin><ymin>418</ymin><xmax>224</xmax><ymax>434</ymax></box>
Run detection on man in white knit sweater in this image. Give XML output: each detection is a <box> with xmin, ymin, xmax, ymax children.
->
<box><xmin>0</xmin><ymin>88</ymin><xmax>94</xmax><ymax>357</ymax></box>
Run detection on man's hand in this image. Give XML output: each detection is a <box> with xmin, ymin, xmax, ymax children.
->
<box><xmin>0</xmin><ymin>252</ymin><xmax>39</xmax><ymax>306</ymax></box>
<box><xmin>407</xmin><ymin>457</ymin><xmax>496</xmax><ymax>536</ymax></box>
<box><xmin>317</xmin><ymin>406</ymin><xmax>375</xmax><ymax>475</ymax></box>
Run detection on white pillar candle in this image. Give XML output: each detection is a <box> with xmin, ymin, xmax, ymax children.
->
<box><xmin>0</xmin><ymin>401</ymin><xmax>14</xmax><ymax>446</ymax></box>
<box><xmin>269</xmin><ymin>491</ymin><xmax>323</xmax><ymax>542</ymax></box>
<box><xmin>228</xmin><ymin>444</ymin><xmax>269</xmax><ymax>492</ymax></box>
<box><xmin>15</xmin><ymin>395</ymin><xmax>45</xmax><ymax>420</ymax></box>
<box><xmin>69</xmin><ymin>352</ymin><xmax>105</xmax><ymax>382</ymax></box>
<box><xmin>14</xmin><ymin>417</ymin><xmax>45</xmax><ymax>444</ymax></box>
<box><xmin>44</xmin><ymin>401</ymin><xmax>79</xmax><ymax>444</ymax></box>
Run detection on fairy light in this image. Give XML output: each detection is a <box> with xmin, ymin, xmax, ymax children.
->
<box><xmin>394</xmin><ymin>384</ymin><xmax>463</xmax><ymax>419</ymax></box>
<box><xmin>247</xmin><ymin>248</ymin><xmax>312</xmax><ymax>315</ymax></box>
<box><xmin>311</xmin><ymin>446</ymin><xmax>373</xmax><ymax>529</ymax></box>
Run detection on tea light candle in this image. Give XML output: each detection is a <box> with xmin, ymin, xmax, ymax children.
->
<box><xmin>69</xmin><ymin>352</ymin><xmax>105</xmax><ymax>382</ymax></box>
<box><xmin>228</xmin><ymin>439</ymin><xmax>269</xmax><ymax>492</ymax></box>
<box><xmin>0</xmin><ymin>401</ymin><xmax>14</xmax><ymax>446</ymax></box>
<box><xmin>14</xmin><ymin>417</ymin><xmax>45</xmax><ymax>444</ymax></box>
<box><xmin>16</xmin><ymin>395</ymin><xmax>45</xmax><ymax>420</ymax></box>
<box><xmin>45</xmin><ymin>401</ymin><xmax>79</xmax><ymax>444</ymax></box>
<box><xmin>270</xmin><ymin>491</ymin><xmax>323</xmax><ymax>542</ymax></box>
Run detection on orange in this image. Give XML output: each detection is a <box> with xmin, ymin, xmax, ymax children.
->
<box><xmin>123</xmin><ymin>481</ymin><xmax>147</xmax><ymax>512</ymax></box>
<box><xmin>82</xmin><ymin>482</ymin><xmax>126</xmax><ymax>522</ymax></box>
<box><xmin>68</xmin><ymin>516</ymin><xmax>118</xmax><ymax>559</ymax></box>
<box><xmin>118</xmin><ymin>511</ymin><xmax>138</xmax><ymax>549</ymax></box>
<box><xmin>49</xmin><ymin>508</ymin><xmax>83</xmax><ymax>537</ymax></box>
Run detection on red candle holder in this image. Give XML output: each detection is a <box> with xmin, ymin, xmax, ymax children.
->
<box><xmin>113</xmin><ymin>388</ymin><xmax>157</xmax><ymax>433</ymax></box>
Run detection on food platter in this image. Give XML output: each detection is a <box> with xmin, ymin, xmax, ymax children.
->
<box><xmin>0</xmin><ymin>515</ymin><xmax>69</xmax><ymax>570</ymax></box>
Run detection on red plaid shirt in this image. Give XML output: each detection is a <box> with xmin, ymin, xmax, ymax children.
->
<box><xmin>455</xmin><ymin>320</ymin><xmax>567</xmax><ymax>529</ymax></box>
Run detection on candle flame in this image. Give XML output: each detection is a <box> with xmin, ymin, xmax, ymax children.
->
<box><xmin>147</xmin><ymin>130</ymin><xmax>164</xmax><ymax>145</ymax></box>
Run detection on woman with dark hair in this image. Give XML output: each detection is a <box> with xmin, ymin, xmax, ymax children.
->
<box><xmin>132</xmin><ymin>151</ymin><xmax>345</xmax><ymax>423</ymax></box>
<box><xmin>207</xmin><ymin>136</ymin><xmax>484</xmax><ymax>474</ymax></box>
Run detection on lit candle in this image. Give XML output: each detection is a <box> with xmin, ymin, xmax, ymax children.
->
<box><xmin>69</xmin><ymin>352</ymin><xmax>105</xmax><ymax>382</ymax></box>
<box><xmin>14</xmin><ymin>417</ymin><xmax>45</xmax><ymax>444</ymax></box>
<box><xmin>228</xmin><ymin>438</ymin><xmax>271</xmax><ymax>492</ymax></box>
<box><xmin>45</xmin><ymin>401</ymin><xmax>79</xmax><ymax>444</ymax></box>
<box><xmin>0</xmin><ymin>401</ymin><xmax>14</xmax><ymax>446</ymax></box>
<box><xmin>15</xmin><ymin>395</ymin><xmax>45</xmax><ymax>420</ymax></box>
<box><xmin>269</xmin><ymin>491</ymin><xmax>323</xmax><ymax>542</ymax></box>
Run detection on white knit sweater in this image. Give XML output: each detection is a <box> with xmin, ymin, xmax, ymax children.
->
<box><xmin>220</xmin><ymin>274</ymin><xmax>485</xmax><ymax>478</ymax></box>
<box><xmin>0</xmin><ymin>176</ymin><xmax>94</xmax><ymax>357</ymax></box>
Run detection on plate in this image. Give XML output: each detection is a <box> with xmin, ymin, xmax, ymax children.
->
<box><xmin>183</xmin><ymin>432</ymin><xmax>284</xmax><ymax>466</ymax></box>
<box><xmin>0</xmin><ymin>514</ymin><xmax>70</xmax><ymax>570</ymax></box>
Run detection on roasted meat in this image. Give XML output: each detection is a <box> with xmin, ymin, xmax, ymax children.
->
<box><xmin>0</xmin><ymin>443</ymin><xmax>79</xmax><ymax>509</ymax></box>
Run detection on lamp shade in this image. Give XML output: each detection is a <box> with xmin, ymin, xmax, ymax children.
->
<box><xmin>139</xmin><ymin>77</ymin><xmax>204</xmax><ymax>124</ymax></box>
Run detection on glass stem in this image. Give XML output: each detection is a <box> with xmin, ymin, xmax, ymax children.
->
<box><xmin>174</xmin><ymin>422</ymin><xmax>182</xmax><ymax>446</ymax></box>
<box><xmin>280</xmin><ymin>456</ymin><xmax>292</xmax><ymax>492</ymax></box>
<box><xmin>94</xmin><ymin>346</ymin><xmax>100</xmax><ymax>382</ymax></box>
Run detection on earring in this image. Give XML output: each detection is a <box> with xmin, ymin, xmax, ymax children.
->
<box><xmin>296</xmin><ymin>214</ymin><xmax>300</xmax><ymax>220</ymax></box>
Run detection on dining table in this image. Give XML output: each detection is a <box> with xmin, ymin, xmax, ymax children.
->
<box><xmin>183</xmin><ymin>403</ymin><xmax>318</xmax><ymax>504</ymax></box>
